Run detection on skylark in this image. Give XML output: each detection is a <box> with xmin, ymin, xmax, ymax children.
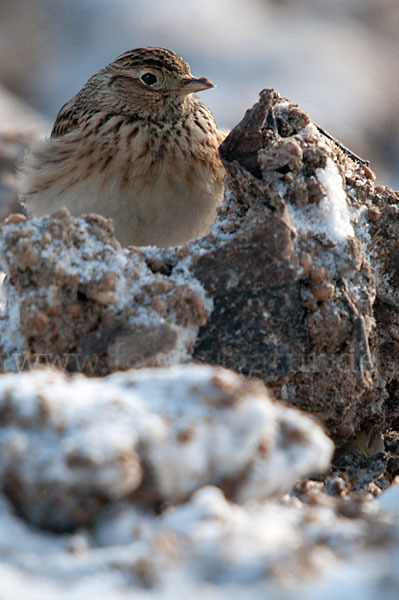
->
<box><xmin>19</xmin><ymin>47</ymin><xmax>225</xmax><ymax>246</ymax></box>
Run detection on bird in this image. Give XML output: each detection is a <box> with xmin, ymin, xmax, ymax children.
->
<box><xmin>18</xmin><ymin>47</ymin><xmax>226</xmax><ymax>247</ymax></box>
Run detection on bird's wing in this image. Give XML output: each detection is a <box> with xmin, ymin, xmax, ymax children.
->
<box><xmin>51</xmin><ymin>100</ymin><xmax>82</xmax><ymax>138</ymax></box>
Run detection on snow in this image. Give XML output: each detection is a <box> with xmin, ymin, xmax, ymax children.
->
<box><xmin>378</xmin><ymin>481</ymin><xmax>399</xmax><ymax>519</ymax></box>
<box><xmin>0</xmin><ymin>365</ymin><xmax>395</xmax><ymax>598</ymax></box>
<box><xmin>287</xmin><ymin>157</ymin><xmax>354</xmax><ymax>245</ymax></box>
<box><xmin>316</xmin><ymin>158</ymin><xmax>355</xmax><ymax>242</ymax></box>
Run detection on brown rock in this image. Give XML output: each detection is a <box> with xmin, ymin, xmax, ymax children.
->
<box><xmin>189</xmin><ymin>90</ymin><xmax>397</xmax><ymax>444</ymax></box>
<box><xmin>0</xmin><ymin>213</ymin><xmax>209</xmax><ymax>375</ymax></box>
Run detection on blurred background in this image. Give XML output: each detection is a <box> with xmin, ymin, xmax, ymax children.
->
<box><xmin>0</xmin><ymin>0</ymin><xmax>398</xmax><ymax>186</ymax></box>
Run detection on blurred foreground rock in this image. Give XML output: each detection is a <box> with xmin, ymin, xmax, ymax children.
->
<box><xmin>0</xmin><ymin>481</ymin><xmax>397</xmax><ymax>600</ymax></box>
<box><xmin>0</xmin><ymin>364</ymin><xmax>397</xmax><ymax>599</ymax></box>
<box><xmin>0</xmin><ymin>364</ymin><xmax>333</xmax><ymax>530</ymax></box>
<box><xmin>1</xmin><ymin>90</ymin><xmax>398</xmax><ymax>447</ymax></box>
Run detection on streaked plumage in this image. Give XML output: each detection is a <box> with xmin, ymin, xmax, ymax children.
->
<box><xmin>19</xmin><ymin>47</ymin><xmax>225</xmax><ymax>246</ymax></box>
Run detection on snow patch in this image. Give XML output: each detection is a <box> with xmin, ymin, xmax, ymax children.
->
<box><xmin>288</xmin><ymin>158</ymin><xmax>354</xmax><ymax>244</ymax></box>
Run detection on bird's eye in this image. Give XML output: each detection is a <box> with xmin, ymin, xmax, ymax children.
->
<box><xmin>140</xmin><ymin>72</ymin><xmax>158</xmax><ymax>86</ymax></box>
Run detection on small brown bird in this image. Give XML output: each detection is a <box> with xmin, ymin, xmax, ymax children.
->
<box><xmin>18</xmin><ymin>47</ymin><xmax>225</xmax><ymax>246</ymax></box>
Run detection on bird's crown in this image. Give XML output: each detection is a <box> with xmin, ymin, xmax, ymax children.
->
<box><xmin>110</xmin><ymin>47</ymin><xmax>192</xmax><ymax>76</ymax></box>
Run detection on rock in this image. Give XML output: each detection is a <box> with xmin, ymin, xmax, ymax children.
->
<box><xmin>0</xmin><ymin>210</ymin><xmax>209</xmax><ymax>374</ymax></box>
<box><xmin>191</xmin><ymin>89</ymin><xmax>399</xmax><ymax>444</ymax></box>
<box><xmin>0</xmin><ymin>364</ymin><xmax>333</xmax><ymax>530</ymax></box>
<box><xmin>1</xmin><ymin>89</ymin><xmax>399</xmax><ymax>447</ymax></box>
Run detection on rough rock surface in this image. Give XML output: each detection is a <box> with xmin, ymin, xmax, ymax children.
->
<box><xmin>191</xmin><ymin>89</ymin><xmax>399</xmax><ymax>445</ymax></box>
<box><xmin>0</xmin><ymin>210</ymin><xmax>209</xmax><ymax>373</ymax></box>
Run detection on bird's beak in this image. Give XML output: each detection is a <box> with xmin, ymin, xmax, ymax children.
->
<box><xmin>182</xmin><ymin>76</ymin><xmax>215</xmax><ymax>94</ymax></box>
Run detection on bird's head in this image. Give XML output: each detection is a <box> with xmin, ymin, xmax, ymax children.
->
<box><xmin>99</xmin><ymin>47</ymin><xmax>214</xmax><ymax>116</ymax></box>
